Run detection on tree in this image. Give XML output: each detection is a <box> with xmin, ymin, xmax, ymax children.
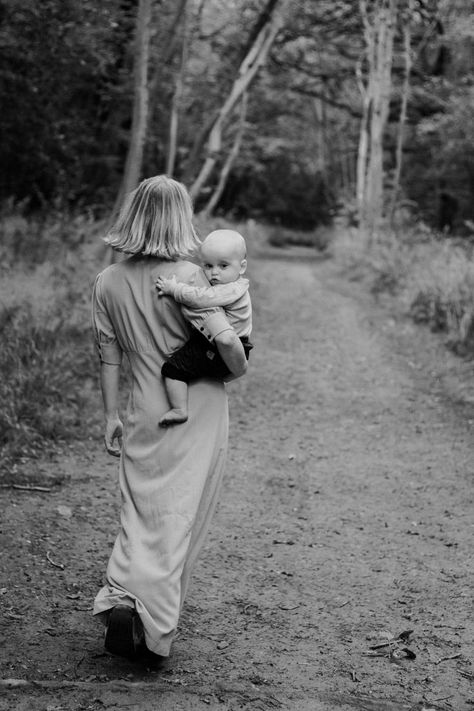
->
<box><xmin>166</xmin><ymin>1</ymin><xmax>189</xmax><ymax>176</ymax></box>
<box><xmin>111</xmin><ymin>0</ymin><xmax>152</xmax><ymax>217</ymax></box>
<box><xmin>357</xmin><ymin>0</ymin><xmax>398</xmax><ymax>240</ymax></box>
<box><xmin>189</xmin><ymin>0</ymin><xmax>286</xmax><ymax>203</ymax></box>
<box><xmin>202</xmin><ymin>92</ymin><xmax>248</xmax><ymax>217</ymax></box>
<box><xmin>390</xmin><ymin>0</ymin><xmax>413</xmax><ymax>222</ymax></box>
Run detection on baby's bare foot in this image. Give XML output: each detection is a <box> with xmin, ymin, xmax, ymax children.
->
<box><xmin>159</xmin><ymin>408</ymin><xmax>188</xmax><ymax>427</ymax></box>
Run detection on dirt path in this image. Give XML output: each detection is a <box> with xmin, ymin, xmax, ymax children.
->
<box><xmin>1</xmin><ymin>248</ymin><xmax>473</xmax><ymax>711</ymax></box>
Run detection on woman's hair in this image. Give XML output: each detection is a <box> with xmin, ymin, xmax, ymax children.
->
<box><xmin>104</xmin><ymin>175</ymin><xmax>201</xmax><ymax>259</ymax></box>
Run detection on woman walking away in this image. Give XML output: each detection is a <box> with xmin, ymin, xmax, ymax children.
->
<box><xmin>91</xmin><ymin>175</ymin><xmax>247</xmax><ymax>664</ymax></box>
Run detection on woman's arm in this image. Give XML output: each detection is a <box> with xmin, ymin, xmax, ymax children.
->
<box><xmin>92</xmin><ymin>272</ymin><xmax>124</xmax><ymax>456</ymax></box>
<box><xmin>100</xmin><ymin>362</ymin><xmax>123</xmax><ymax>457</ymax></box>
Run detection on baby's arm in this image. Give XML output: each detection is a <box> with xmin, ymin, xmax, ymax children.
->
<box><xmin>156</xmin><ymin>275</ymin><xmax>248</xmax><ymax>308</ymax></box>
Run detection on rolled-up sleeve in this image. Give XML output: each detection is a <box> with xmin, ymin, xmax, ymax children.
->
<box><xmin>91</xmin><ymin>273</ymin><xmax>123</xmax><ymax>365</ymax></box>
<box><xmin>180</xmin><ymin>268</ymin><xmax>233</xmax><ymax>342</ymax></box>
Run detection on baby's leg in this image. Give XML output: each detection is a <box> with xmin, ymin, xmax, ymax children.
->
<box><xmin>159</xmin><ymin>377</ymin><xmax>188</xmax><ymax>427</ymax></box>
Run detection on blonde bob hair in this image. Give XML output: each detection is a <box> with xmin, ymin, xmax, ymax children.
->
<box><xmin>104</xmin><ymin>175</ymin><xmax>200</xmax><ymax>259</ymax></box>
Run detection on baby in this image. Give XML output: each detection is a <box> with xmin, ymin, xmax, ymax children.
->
<box><xmin>155</xmin><ymin>229</ymin><xmax>253</xmax><ymax>427</ymax></box>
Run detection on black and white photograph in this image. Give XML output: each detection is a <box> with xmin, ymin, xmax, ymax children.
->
<box><xmin>1</xmin><ymin>0</ymin><xmax>473</xmax><ymax>709</ymax></box>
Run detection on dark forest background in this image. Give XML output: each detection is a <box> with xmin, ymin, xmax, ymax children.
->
<box><xmin>1</xmin><ymin>0</ymin><xmax>472</xmax><ymax>230</ymax></box>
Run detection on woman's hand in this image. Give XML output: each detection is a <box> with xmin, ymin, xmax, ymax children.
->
<box><xmin>104</xmin><ymin>416</ymin><xmax>123</xmax><ymax>457</ymax></box>
<box><xmin>156</xmin><ymin>274</ymin><xmax>178</xmax><ymax>296</ymax></box>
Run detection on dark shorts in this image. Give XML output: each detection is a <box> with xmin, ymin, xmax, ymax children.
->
<box><xmin>161</xmin><ymin>330</ymin><xmax>253</xmax><ymax>383</ymax></box>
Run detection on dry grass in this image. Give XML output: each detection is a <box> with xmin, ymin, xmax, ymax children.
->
<box><xmin>332</xmin><ymin>222</ymin><xmax>474</xmax><ymax>355</ymax></box>
<box><xmin>0</xmin><ymin>211</ymin><xmax>103</xmax><ymax>477</ymax></box>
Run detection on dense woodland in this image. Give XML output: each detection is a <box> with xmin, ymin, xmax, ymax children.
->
<box><xmin>1</xmin><ymin>0</ymin><xmax>473</xmax><ymax>232</ymax></box>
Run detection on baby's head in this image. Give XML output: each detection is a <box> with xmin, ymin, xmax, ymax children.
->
<box><xmin>199</xmin><ymin>229</ymin><xmax>247</xmax><ymax>286</ymax></box>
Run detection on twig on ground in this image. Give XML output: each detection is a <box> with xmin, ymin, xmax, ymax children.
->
<box><xmin>0</xmin><ymin>484</ymin><xmax>52</xmax><ymax>493</ymax></box>
<box><xmin>0</xmin><ymin>678</ymin><xmax>167</xmax><ymax>690</ymax></box>
<box><xmin>434</xmin><ymin>653</ymin><xmax>461</xmax><ymax>664</ymax></box>
<box><xmin>46</xmin><ymin>551</ymin><xmax>65</xmax><ymax>570</ymax></box>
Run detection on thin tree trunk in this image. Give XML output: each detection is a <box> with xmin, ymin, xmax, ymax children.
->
<box><xmin>167</xmin><ymin>2</ymin><xmax>189</xmax><ymax>176</ymax></box>
<box><xmin>358</xmin><ymin>0</ymin><xmax>397</xmax><ymax>241</ymax></box>
<box><xmin>106</xmin><ymin>0</ymin><xmax>151</xmax><ymax>264</ymax></box>
<box><xmin>390</xmin><ymin>1</ymin><xmax>412</xmax><ymax>222</ymax></box>
<box><xmin>189</xmin><ymin>2</ymin><xmax>285</xmax><ymax>202</ymax></box>
<box><xmin>149</xmin><ymin>0</ymin><xmax>188</xmax><ymax>98</ymax></box>
<box><xmin>202</xmin><ymin>92</ymin><xmax>248</xmax><ymax>217</ymax></box>
<box><xmin>366</xmin><ymin>0</ymin><xmax>396</xmax><ymax>236</ymax></box>
<box><xmin>312</xmin><ymin>96</ymin><xmax>326</xmax><ymax>173</ymax></box>
<box><xmin>356</xmin><ymin>58</ymin><xmax>371</xmax><ymax>220</ymax></box>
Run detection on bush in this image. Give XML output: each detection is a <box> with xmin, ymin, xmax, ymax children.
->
<box><xmin>406</xmin><ymin>239</ymin><xmax>474</xmax><ymax>352</ymax></box>
<box><xmin>332</xmin><ymin>223</ymin><xmax>474</xmax><ymax>354</ymax></box>
<box><xmin>0</xmin><ymin>305</ymin><xmax>96</xmax><ymax>471</ymax></box>
<box><xmin>0</xmin><ymin>216</ymin><xmax>101</xmax><ymax>477</ymax></box>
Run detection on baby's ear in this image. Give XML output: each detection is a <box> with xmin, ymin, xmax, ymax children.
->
<box><xmin>240</xmin><ymin>259</ymin><xmax>247</xmax><ymax>275</ymax></box>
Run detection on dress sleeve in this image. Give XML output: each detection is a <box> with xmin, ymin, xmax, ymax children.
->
<box><xmin>179</xmin><ymin>268</ymin><xmax>234</xmax><ymax>342</ymax></box>
<box><xmin>91</xmin><ymin>272</ymin><xmax>123</xmax><ymax>365</ymax></box>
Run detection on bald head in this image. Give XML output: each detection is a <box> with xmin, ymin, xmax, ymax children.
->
<box><xmin>200</xmin><ymin>229</ymin><xmax>247</xmax><ymax>285</ymax></box>
<box><xmin>201</xmin><ymin>229</ymin><xmax>247</xmax><ymax>261</ymax></box>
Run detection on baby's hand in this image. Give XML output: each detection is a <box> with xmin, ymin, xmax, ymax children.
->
<box><xmin>156</xmin><ymin>274</ymin><xmax>178</xmax><ymax>296</ymax></box>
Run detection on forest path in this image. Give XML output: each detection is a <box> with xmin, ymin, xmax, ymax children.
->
<box><xmin>1</xmin><ymin>248</ymin><xmax>474</xmax><ymax>711</ymax></box>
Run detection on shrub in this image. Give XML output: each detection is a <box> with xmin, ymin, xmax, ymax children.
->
<box><xmin>0</xmin><ymin>305</ymin><xmax>96</xmax><ymax>471</ymax></box>
<box><xmin>0</xmin><ymin>218</ymin><xmax>101</xmax><ymax>477</ymax></box>
<box><xmin>406</xmin><ymin>239</ymin><xmax>474</xmax><ymax>352</ymax></box>
<box><xmin>333</xmin><ymin>223</ymin><xmax>474</xmax><ymax>354</ymax></box>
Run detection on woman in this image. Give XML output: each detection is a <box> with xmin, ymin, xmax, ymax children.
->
<box><xmin>91</xmin><ymin>175</ymin><xmax>247</xmax><ymax>662</ymax></box>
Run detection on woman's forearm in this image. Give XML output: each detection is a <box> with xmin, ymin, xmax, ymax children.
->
<box><xmin>100</xmin><ymin>362</ymin><xmax>123</xmax><ymax>457</ymax></box>
<box><xmin>100</xmin><ymin>362</ymin><xmax>121</xmax><ymax>418</ymax></box>
<box><xmin>214</xmin><ymin>330</ymin><xmax>247</xmax><ymax>377</ymax></box>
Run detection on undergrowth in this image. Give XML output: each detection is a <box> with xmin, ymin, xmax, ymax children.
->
<box><xmin>332</xmin><ymin>222</ymin><xmax>474</xmax><ymax>355</ymax></box>
<box><xmin>3</xmin><ymin>205</ymin><xmax>474</xmax><ymax>477</ymax></box>
<box><xmin>0</xmin><ymin>209</ymin><xmax>102</xmax><ymax>477</ymax></box>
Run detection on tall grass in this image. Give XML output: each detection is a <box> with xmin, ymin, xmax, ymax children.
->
<box><xmin>332</xmin><ymin>222</ymin><xmax>474</xmax><ymax>355</ymax></box>
<box><xmin>0</xmin><ymin>210</ymin><xmax>103</xmax><ymax>478</ymax></box>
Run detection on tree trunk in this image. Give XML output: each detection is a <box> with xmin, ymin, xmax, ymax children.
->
<box><xmin>167</xmin><ymin>1</ymin><xmax>189</xmax><ymax>176</ymax></box>
<box><xmin>356</xmin><ymin>59</ymin><xmax>371</xmax><ymax>222</ymax></box>
<box><xmin>102</xmin><ymin>0</ymin><xmax>151</xmax><ymax>265</ymax></box>
<box><xmin>390</xmin><ymin>1</ymin><xmax>413</xmax><ymax>222</ymax></box>
<box><xmin>112</xmin><ymin>0</ymin><xmax>152</xmax><ymax>216</ymax></box>
<box><xmin>189</xmin><ymin>1</ymin><xmax>285</xmax><ymax>202</ymax></box>
<box><xmin>149</xmin><ymin>0</ymin><xmax>188</xmax><ymax>98</ymax></box>
<box><xmin>312</xmin><ymin>96</ymin><xmax>326</xmax><ymax>173</ymax></box>
<box><xmin>202</xmin><ymin>92</ymin><xmax>248</xmax><ymax>217</ymax></box>
<box><xmin>358</xmin><ymin>0</ymin><xmax>397</xmax><ymax>241</ymax></box>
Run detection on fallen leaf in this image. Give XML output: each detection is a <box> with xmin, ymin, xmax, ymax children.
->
<box><xmin>57</xmin><ymin>505</ymin><xmax>72</xmax><ymax>518</ymax></box>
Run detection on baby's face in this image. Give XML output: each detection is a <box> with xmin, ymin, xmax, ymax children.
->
<box><xmin>200</xmin><ymin>241</ymin><xmax>246</xmax><ymax>286</ymax></box>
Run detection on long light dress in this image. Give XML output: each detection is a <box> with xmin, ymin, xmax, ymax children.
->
<box><xmin>92</xmin><ymin>255</ymin><xmax>232</xmax><ymax>657</ymax></box>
